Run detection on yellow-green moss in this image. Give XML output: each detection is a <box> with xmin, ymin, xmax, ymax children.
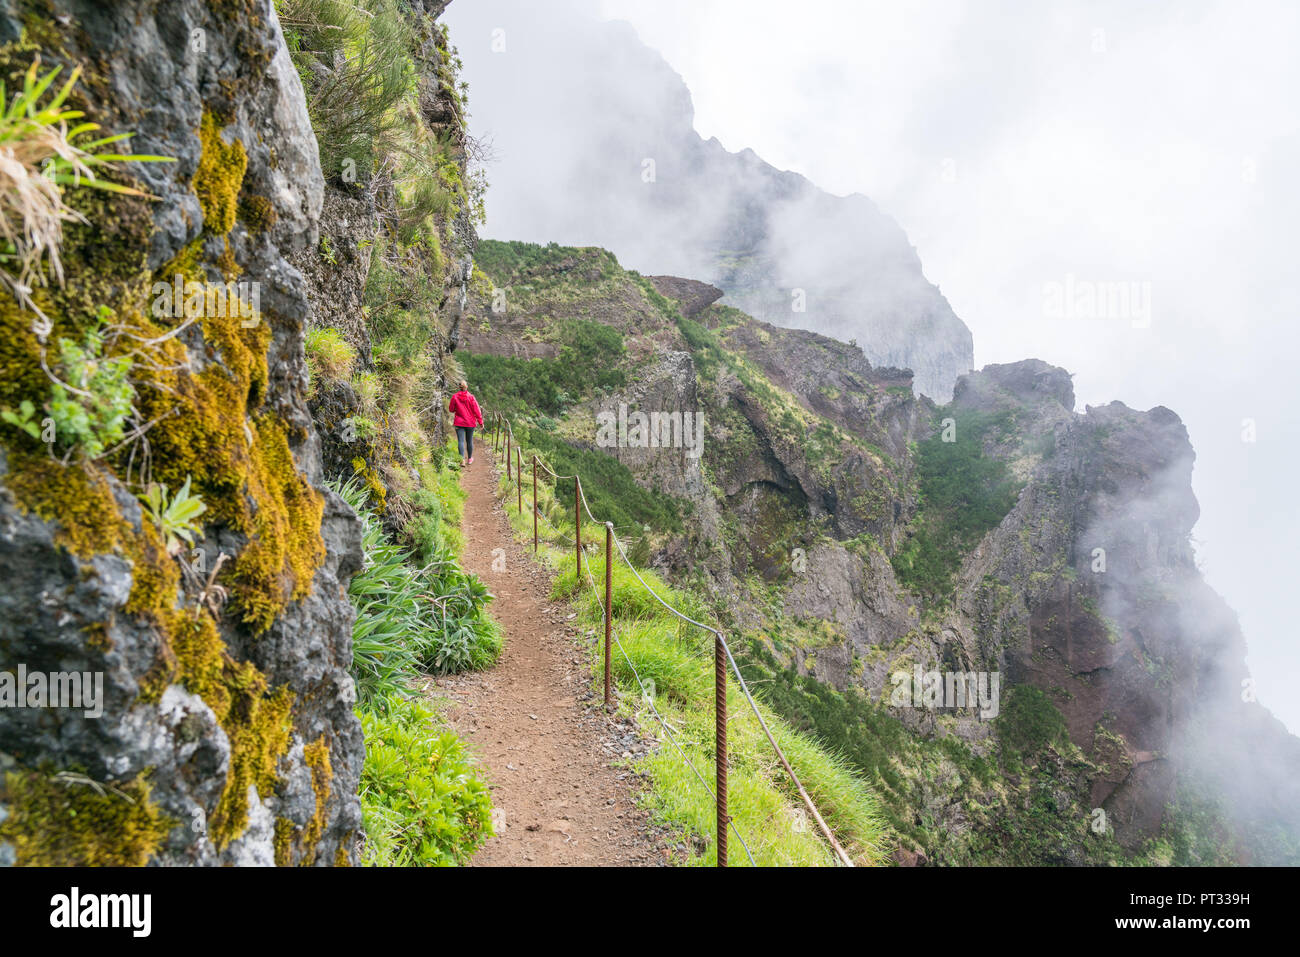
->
<box><xmin>351</xmin><ymin>455</ymin><xmax>387</xmax><ymax>512</ymax></box>
<box><xmin>300</xmin><ymin>736</ymin><xmax>333</xmax><ymax>865</ymax></box>
<box><xmin>136</xmin><ymin>121</ymin><xmax>323</xmax><ymax>633</ymax></box>
<box><xmin>209</xmin><ymin>677</ymin><xmax>293</xmax><ymax>848</ymax></box>
<box><xmin>0</xmin><ymin>768</ymin><xmax>172</xmax><ymax>866</ymax></box>
<box><xmin>124</xmin><ymin>522</ymin><xmax>297</xmax><ymax>849</ymax></box>
<box><xmin>274</xmin><ymin>815</ymin><xmax>294</xmax><ymax>866</ymax></box>
<box><xmin>226</xmin><ymin>414</ymin><xmax>325</xmax><ymax>631</ymax></box>
<box><xmin>3</xmin><ymin>451</ymin><xmax>130</xmax><ymax>557</ymax></box>
<box><xmin>238</xmin><ymin>193</ymin><xmax>277</xmax><ymax>233</ymax></box>
<box><xmin>194</xmin><ymin>111</ymin><xmax>248</xmax><ymax>234</ymax></box>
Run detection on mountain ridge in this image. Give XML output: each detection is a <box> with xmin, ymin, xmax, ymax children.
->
<box><xmin>445</xmin><ymin>0</ymin><xmax>974</xmax><ymax>399</ymax></box>
<box><xmin>461</xmin><ymin>237</ymin><xmax>1300</xmax><ymax>864</ymax></box>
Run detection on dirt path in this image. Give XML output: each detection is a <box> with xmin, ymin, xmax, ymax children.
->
<box><xmin>429</xmin><ymin>443</ymin><xmax>667</xmax><ymax>866</ymax></box>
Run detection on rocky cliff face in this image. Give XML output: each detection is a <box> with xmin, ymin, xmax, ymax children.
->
<box><xmin>445</xmin><ymin>1</ymin><xmax>974</xmax><ymax>400</ymax></box>
<box><xmin>0</xmin><ymin>0</ymin><xmax>361</xmax><ymax>866</ymax></box>
<box><xmin>286</xmin><ymin>0</ymin><xmax>480</xmax><ymax>537</ymax></box>
<box><xmin>465</xmin><ymin>240</ymin><xmax>1300</xmax><ymax>864</ymax></box>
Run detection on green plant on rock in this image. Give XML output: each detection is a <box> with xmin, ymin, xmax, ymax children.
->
<box><xmin>1</xmin><ymin>397</ymin><xmax>42</xmax><ymax>439</ymax></box>
<box><xmin>44</xmin><ymin>314</ymin><xmax>135</xmax><ymax>459</ymax></box>
<box><xmin>0</xmin><ymin>58</ymin><xmax>173</xmax><ymax>315</ymax></box>
<box><xmin>279</xmin><ymin>0</ymin><xmax>418</xmax><ymax>181</ymax></box>
<box><xmin>140</xmin><ymin>475</ymin><xmax>207</xmax><ymax>556</ymax></box>
<box><xmin>305</xmin><ymin>326</ymin><xmax>357</xmax><ymax>394</ymax></box>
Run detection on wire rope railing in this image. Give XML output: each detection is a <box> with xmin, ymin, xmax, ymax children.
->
<box><xmin>485</xmin><ymin>411</ymin><xmax>854</xmax><ymax>867</ymax></box>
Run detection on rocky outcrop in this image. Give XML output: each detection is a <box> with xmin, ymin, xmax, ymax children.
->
<box><xmin>0</xmin><ymin>1</ymin><xmax>361</xmax><ymax>866</ymax></box>
<box><xmin>949</xmin><ymin>372</ymin><xmax>1300</xmax><ymax>853</ymax></box>
<box><xmin>646</xmin><ymin>276</ymin><xmax>722</xmax><ymax>318</ymax></box>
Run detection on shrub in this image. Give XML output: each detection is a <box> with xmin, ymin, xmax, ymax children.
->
<box><xmin>336</xmin><ymin>477</ymin><xmax>499</xmax><ymax>708</ymax></box>
<box><xmin>359</xmin><ymin>696</ymin><xmax>493</xmax><ymax>865</ymax></box>
<box><xmin>996</xmin><ymin>685</ymin><xmax>1068</xmax><ymax>761</ymax></box>
<box><xmin>279</xmin><ymin>0</ymin><xmax>417</xmax><ymax>181</ymax></box>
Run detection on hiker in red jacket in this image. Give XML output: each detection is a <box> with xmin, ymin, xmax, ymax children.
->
<box><xmin>449</xmin><ymin>379</ymin><xmax>484</xmax><ymax>466</ymax></box>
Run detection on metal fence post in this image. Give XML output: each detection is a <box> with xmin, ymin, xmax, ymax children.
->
<box><xmin>516</xmin><ymin>447</ymin><xmax>522</xmax><ymax>513</ymax></box>
<box><xmin>505</xmin><ymin>424</ymin><xmax>511</xmax><ymax>473</ymax></box>
<box><xmin>716</xmin><ymin>635</ymin><xmax>728</xmax><ymax>867</ymax></box>
<box><xmin>574</xmin><ymin>476</ymin><xmax>582</xmax><ymax>581</ymax></box>
<box><xmin>604</xmin><ymin>522</ymin><xmax>613</xmax><ymax>711</ymax></box>
<box><xmin>532</xmin><ymin>455</ymin><xmax>538</xmax><ymax>553</ymax></box>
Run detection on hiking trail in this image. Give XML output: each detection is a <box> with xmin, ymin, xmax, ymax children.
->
<box><xmin>426</xmin><ymin>443</ymin><xmax>669</xmax><ymax>866</ymax></box>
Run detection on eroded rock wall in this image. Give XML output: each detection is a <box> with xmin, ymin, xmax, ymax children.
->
<box><xmin>0</xmin><ymin>0</ymin><xmax>362</xmax><ymax>866</ymax></box>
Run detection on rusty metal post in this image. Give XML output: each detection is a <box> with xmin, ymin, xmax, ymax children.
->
<box><xmin>604</xmin><ymin>522</ymin><xmax>613</xmax><ymax>711</ymax></box>
<box><xmin>505</xmin><ymin>425</ymin><xmax>511</xmax><ymax>473</ymax></box>
<box><xmin>716</xmin><ymin>635</ymin><xmax>728</xmax><ymax>867</ymax></box>
<box><xmin>532</xmin><ymin>455</ymin><xmax>538</xmax><ymax>553</ymax></box>
<box><xmin>516</xmin><ymin>447</ymin><xmax>522</xmax><ymax>513</ymax></box>
<box><xmin>574</xmin><ymin>476</ymin><xmax>582</xmax><ymax>581</ymax></box>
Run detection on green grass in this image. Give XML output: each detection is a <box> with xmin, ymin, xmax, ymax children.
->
<box><xmin>891</xmin><ymin>409</ymin><xmax>1022</xmax><ymax>598</ymax></box>
<box><xmin>474</xmin><ymin>239</ymin><xmax>620</xmax><ymax>285</ymax></box>
<box><xmin>305</xmin><ymin>326</ymin><xmax>357</xmax><ymax>397</ymax></box>
<box><xmin>406</xmin><ymin>448</ymin><xmax>468</xmax><ymax>562</ymax></box>
<box><xmin>460</xmin><ymin>319</ymin><xmax>627</xmax><ymax>419</ymax></box>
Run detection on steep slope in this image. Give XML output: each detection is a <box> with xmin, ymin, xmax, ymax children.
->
<box><xmin>462</xmin><ymin>239</ymin><xmax>1300</xmax><ymax>865</ymax></box>
<box><xmin>445</xmin><ymin>1</ymin><xmax>973</xmax><ymax>401</ymax></box>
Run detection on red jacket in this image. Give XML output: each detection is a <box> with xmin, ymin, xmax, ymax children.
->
<box><xmin>449</xmin><ymin>390</ymin><xmax>483</xmax><ymax>428</ymax></box>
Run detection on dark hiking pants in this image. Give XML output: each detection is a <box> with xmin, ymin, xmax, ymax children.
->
<box><xmin>456</xmin><ymin>426</ymin><xmax>475</xmax><ymax>458</ymax></box>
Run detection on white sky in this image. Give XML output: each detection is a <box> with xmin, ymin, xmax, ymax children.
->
<box><xmin>453</xmin><ymin>0</ymin><xmax>1300</xmax><ymax>732</ymax></box>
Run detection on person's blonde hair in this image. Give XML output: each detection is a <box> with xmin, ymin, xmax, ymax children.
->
<box><xmin>458</xmin><ymin>379</ymin><xmax>468</xmax><ymax>391</ymax></box>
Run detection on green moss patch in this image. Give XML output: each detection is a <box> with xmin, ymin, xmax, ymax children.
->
<box><xmin>0</xmin><ymin>768</ymin><xmax>173</xmax><ymax>866</ymax></box>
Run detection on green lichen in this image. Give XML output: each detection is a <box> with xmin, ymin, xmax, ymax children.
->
<box><xmin>0</xmin><ymin>768</ymin><xmax>173</xmax><ymax>866</ymax></box>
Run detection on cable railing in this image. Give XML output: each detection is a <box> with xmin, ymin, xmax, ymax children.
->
<box><xmin>486</xmin><ymin>411</ymin><xmax>854</xmax><ymax>868</ymax></box>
